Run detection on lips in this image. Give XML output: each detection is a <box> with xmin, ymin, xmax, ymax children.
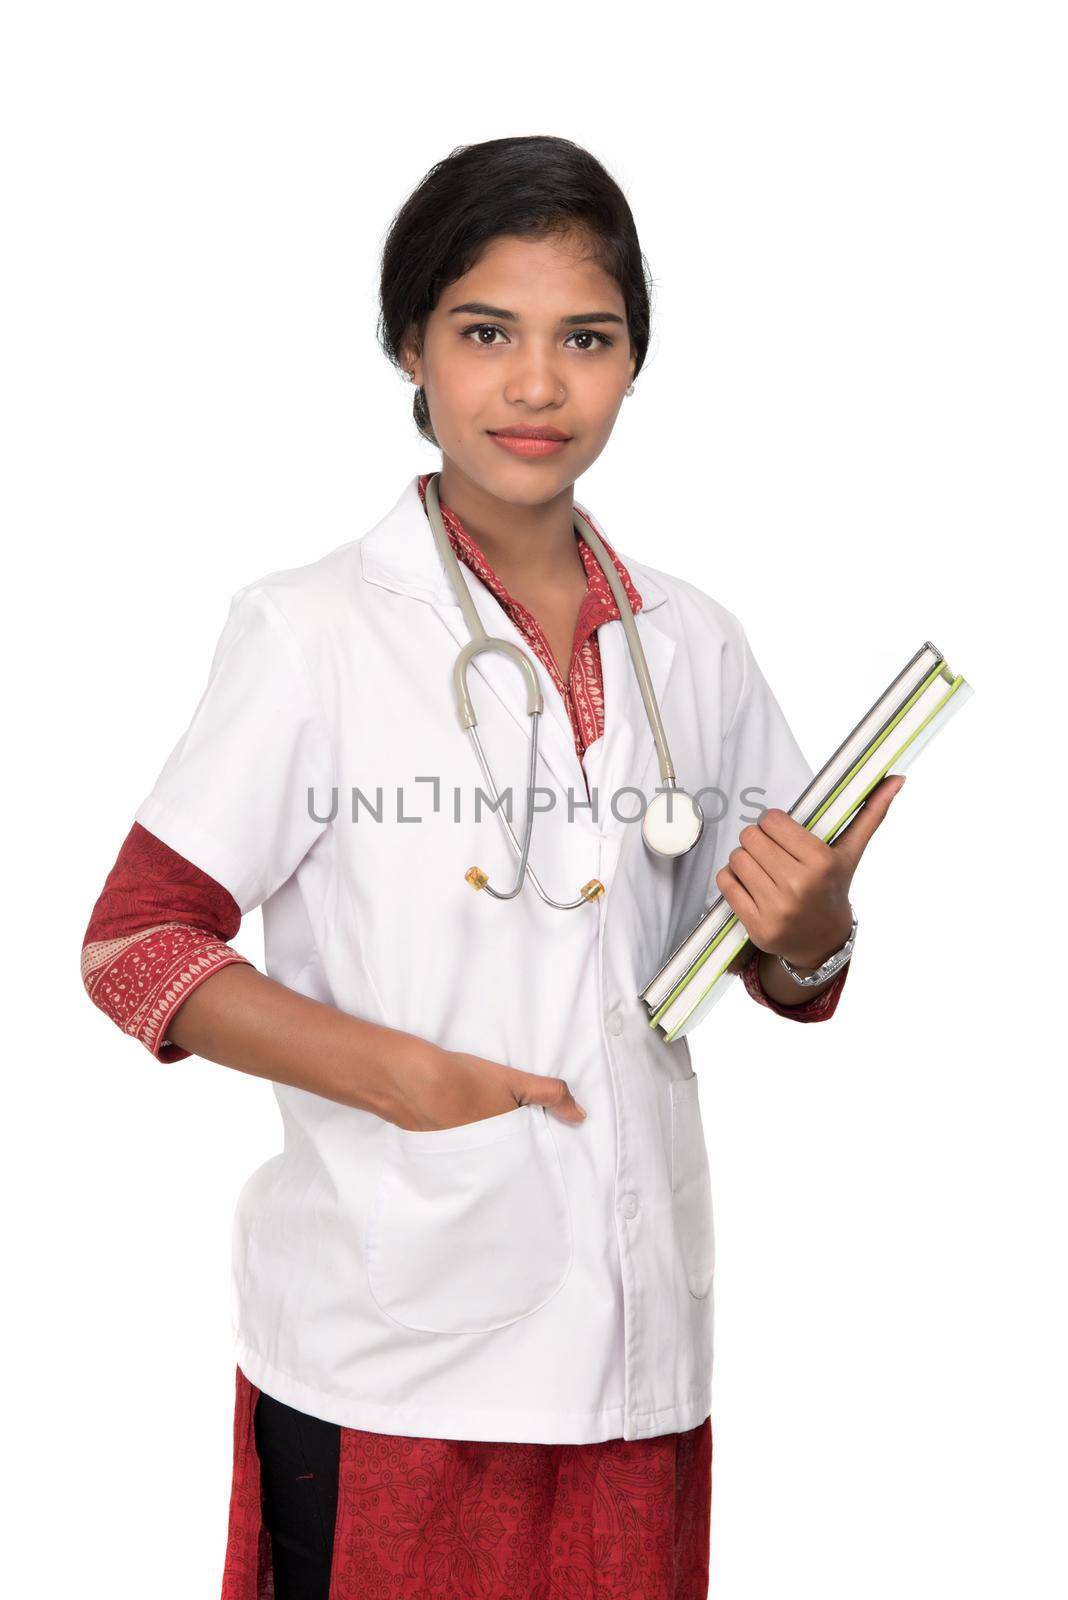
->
<box><xmin>488</xmin><ymin>425</ymin><xmax>572</xmax><ymax>460</ymax></box>
<box><xmin>489</xmin><ymin>427</ymin><xmax>572</xmax><ymax>441</ymax></box>
<box><xmin>489</xmin><ymin>432</ymin><xmax>571</xmax><ymax>458</ymax></box>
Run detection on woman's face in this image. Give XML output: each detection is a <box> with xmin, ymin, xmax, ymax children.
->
<box><xmin>401</xmin><ymin>230</ymin><xmax>637</xmax><ymax>507</ymax></box>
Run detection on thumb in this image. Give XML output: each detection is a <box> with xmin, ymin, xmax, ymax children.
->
<box><xmin>830</xmin><ymin>774</ymin><xmax>906</xmax><ymax>869</ymax></box>
<box><xmin>521</xmin><ymin>1073</ymin><xmax>588</xmax><ymax>1125</ymax></box>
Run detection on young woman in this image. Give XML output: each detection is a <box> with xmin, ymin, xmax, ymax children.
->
<box><xmin>82</xmin><ymin>135</ymin><xmax>902</xmax><ymax>1599</ymax></box>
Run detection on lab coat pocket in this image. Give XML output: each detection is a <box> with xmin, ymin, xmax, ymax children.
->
<box><xmin>365</xmin><ymin>1103</ymin><xmax>574</xmax><ymax>1335</ymax></box>
<box><xmin>670</xmin><ymin>1072</ymin><xmax>715</xmax><ymax>1300</ymax></box>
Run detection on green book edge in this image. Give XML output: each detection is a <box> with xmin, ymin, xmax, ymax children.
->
<box><xmin>649</xmin><ymin>659</ymin><xmax>953</xmax><ymax>1026</ymax></box>
<box><xmin>651</xmin><ymin>667</ymin><xmax>966</xmax><ymax>1038</ymax></box>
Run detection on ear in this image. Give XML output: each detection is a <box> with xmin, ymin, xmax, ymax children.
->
<box><xmin>398</xmin><ymin>329</ymin><xmax>422</xmax><ymax>386</ymax></box>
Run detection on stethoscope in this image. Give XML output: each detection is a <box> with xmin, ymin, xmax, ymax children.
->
<box><xmin>422</xmin><ymin>471</ymin><xmax>703</xmax><ymax>908</ymax></box>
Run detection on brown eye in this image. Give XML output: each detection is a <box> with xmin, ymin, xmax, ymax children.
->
<box><xmin>566</xmin><ymin>330</ymin><xmax>613</xmax><ymax>351</ymax></box>
<box><xmin>460</xmin><ymin>324</ymin><xmax>508</xmax><ymax>346</ymax></box>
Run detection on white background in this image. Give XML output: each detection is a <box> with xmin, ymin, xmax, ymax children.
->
<box><xmin>3</xmin><ymin>2</ymin><xmax>1064</xmax><ymax>1596</ymax></box>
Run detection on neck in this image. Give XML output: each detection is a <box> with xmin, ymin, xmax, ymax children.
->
<box><xmin>436</xmin><ymin>460</ymin><xmax>583</xmax><ymax>589</ymax></box>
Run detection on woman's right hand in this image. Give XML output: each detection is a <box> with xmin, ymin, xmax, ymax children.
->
<box><xmin>384</xmin><ymin>1042</ymin><xmax>587</xmax><ymax>1132</ymax></box>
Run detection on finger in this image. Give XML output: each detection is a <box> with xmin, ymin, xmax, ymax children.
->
<box><xmin>830</xmin><ymin>774</ymin><xmax>906</xmax><ymax>870</ymax></box>
<box><xmin>734</xmin><ymin>821</ymin><xmax>805</xmax><ymax>890</ymax></box>
<box><xmin>755</xmin><ymin>806</ymin><xmax>826</xmax><ymax>867</ymax></box>
<box><xmin>725</xmin><ymin>836</ymin><xmax>781</xmax><ymax>903</ymax></box>
<box><xmin>522</xmin><ymin>1074</ymin><xmax>588</xmax><ymax>1124</ymax></box>
<box><xmin>715</xmin><ymin>863</ymin><xmax>760</xmax><ymax>928</ymax></box>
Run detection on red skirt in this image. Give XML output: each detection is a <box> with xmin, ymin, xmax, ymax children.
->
<box><xmin>220</xmin><ymin>1366</ymin><xmax>712</xmax><ymax>1599</ymax></box>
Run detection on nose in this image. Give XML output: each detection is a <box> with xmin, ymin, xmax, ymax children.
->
<box><xmin>503</xmin><ymin>346</ymin><xmax>566</xmax><ymax>408</ymax></box>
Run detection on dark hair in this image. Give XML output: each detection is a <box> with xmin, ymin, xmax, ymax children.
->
<box><xmin>377</xmin><ymin>135</ymin><xmax>655</xmax><ymax>448</ymax></box>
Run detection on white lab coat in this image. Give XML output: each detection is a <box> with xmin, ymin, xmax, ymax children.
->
<box><xmin>134</xmin><ymin>471</ymin><xmax>815</xmax><ymax>1442</ymax></box>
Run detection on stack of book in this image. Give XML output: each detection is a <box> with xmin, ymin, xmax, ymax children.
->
<box><xmin>640</xmin><ymin>641</ymin><xmax>972</xmax><ymax>1042</ymax></box>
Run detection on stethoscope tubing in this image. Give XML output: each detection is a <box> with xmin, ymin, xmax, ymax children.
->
<box><xmin>424</xmin><ymin>472</ymin><xmax>678</xmax><ymax>788</ymax></box>
<box><xmin>421</xmin><ymin>471</ymin><xmax>698</xmax><ymax>905</ymax></box>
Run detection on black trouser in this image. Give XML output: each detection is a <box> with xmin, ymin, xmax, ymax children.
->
<box><xmin>253</xmin><ymin>1389</ymin><xmax>341</xmax><ymax>1599</ymax></box>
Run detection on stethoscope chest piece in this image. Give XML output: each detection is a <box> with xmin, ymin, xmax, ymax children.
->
<box><xmin>641</xmin><ymin>788</ymin><xmax>705</xmax><ymax>857</ymax></box>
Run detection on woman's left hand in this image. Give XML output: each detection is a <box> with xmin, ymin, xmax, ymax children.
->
<box><xmin>715</xmin><ymin>774</ymin><xmax>907</xmax><ymax>971</ymax></box>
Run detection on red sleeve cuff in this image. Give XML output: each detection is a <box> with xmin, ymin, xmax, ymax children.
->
<box><xmin>739</xmin><ymin>944</ymin><xmax>850</xmax><ymax>1021</ymax></box>
<box><xmin>82</xmin><ymin>821</ymin><xmax>253</xmax><ymax>1060</ymax></box>
<box><xmin>81</xmin><ymin>923</ymin><xmax>253</xmax><ymax>1062</ymax></box>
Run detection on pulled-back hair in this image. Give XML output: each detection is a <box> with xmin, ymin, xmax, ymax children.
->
<box><xmin>377</xmin><ymin>135</ymin><xmax>654</xmax><ymax>447</ymax></box>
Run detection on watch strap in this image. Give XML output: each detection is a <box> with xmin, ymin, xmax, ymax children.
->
<box><xmin>778</xmin><ymin>906</ymin><xmax>858</xmax><ymax>987</ymax></box>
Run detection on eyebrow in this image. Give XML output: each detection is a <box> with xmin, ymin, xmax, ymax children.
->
<box><xmin>447</xmin><ymin>300</ymin><xmax>626</xmax><ymax>327</ymax></box>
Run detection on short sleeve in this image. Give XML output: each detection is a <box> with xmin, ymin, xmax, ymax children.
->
<box><xmin>133</xmin><ymin>586</ymin><xmax>334</xmax><ymax>917</ymax></box>
<box><xmin>706</xmin><ymin>625</ymin><xmax>815</xmax><ymax>910</ymax></box>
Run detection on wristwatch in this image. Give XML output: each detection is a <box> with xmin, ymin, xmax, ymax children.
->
<box><xmin>778</xmin><ymin>906</ymin><xmax>858</xmax><ymax>987</ymax></box>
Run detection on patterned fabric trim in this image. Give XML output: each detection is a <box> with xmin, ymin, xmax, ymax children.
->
<box><xmin>82</xmin><ymin>821</ymin><xmax>252</xmax><ymax>1062</ymax></box>
<box><xmin>81</xmin><ymin>921</ymin><xmax>253</xmax><ymax>1062</ymax></box>
<box><xmin>739</xmin><ymin>943</ymin><xmax>850</xmax><ymax>1022</ymax></box>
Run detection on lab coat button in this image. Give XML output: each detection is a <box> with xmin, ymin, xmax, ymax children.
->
<box><xmin>620</xmin><ymin>1192</ymin><xmax>640</xmax><ymax>1219</ymax></box>
<box><xmin>606</xmin><ymin>1009</ymin><xmax>624</xmax><ymax>1036</ymax></box>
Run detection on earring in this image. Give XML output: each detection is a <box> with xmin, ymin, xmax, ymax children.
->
<box><xmin>403</xmin><ymin>370</ymin><xmax>415</xmax><ymax>384</ymax></box>
<box><xmin>625</xmin><ymin>383</ymin><xmax>635</xmax><ymax>396</ymax></box>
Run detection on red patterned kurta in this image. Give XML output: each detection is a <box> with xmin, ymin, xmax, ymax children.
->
<box><xmin>82</xmin><ymin>474</ymin><xmax>847</xmax><ymax>1598</ymax></box>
